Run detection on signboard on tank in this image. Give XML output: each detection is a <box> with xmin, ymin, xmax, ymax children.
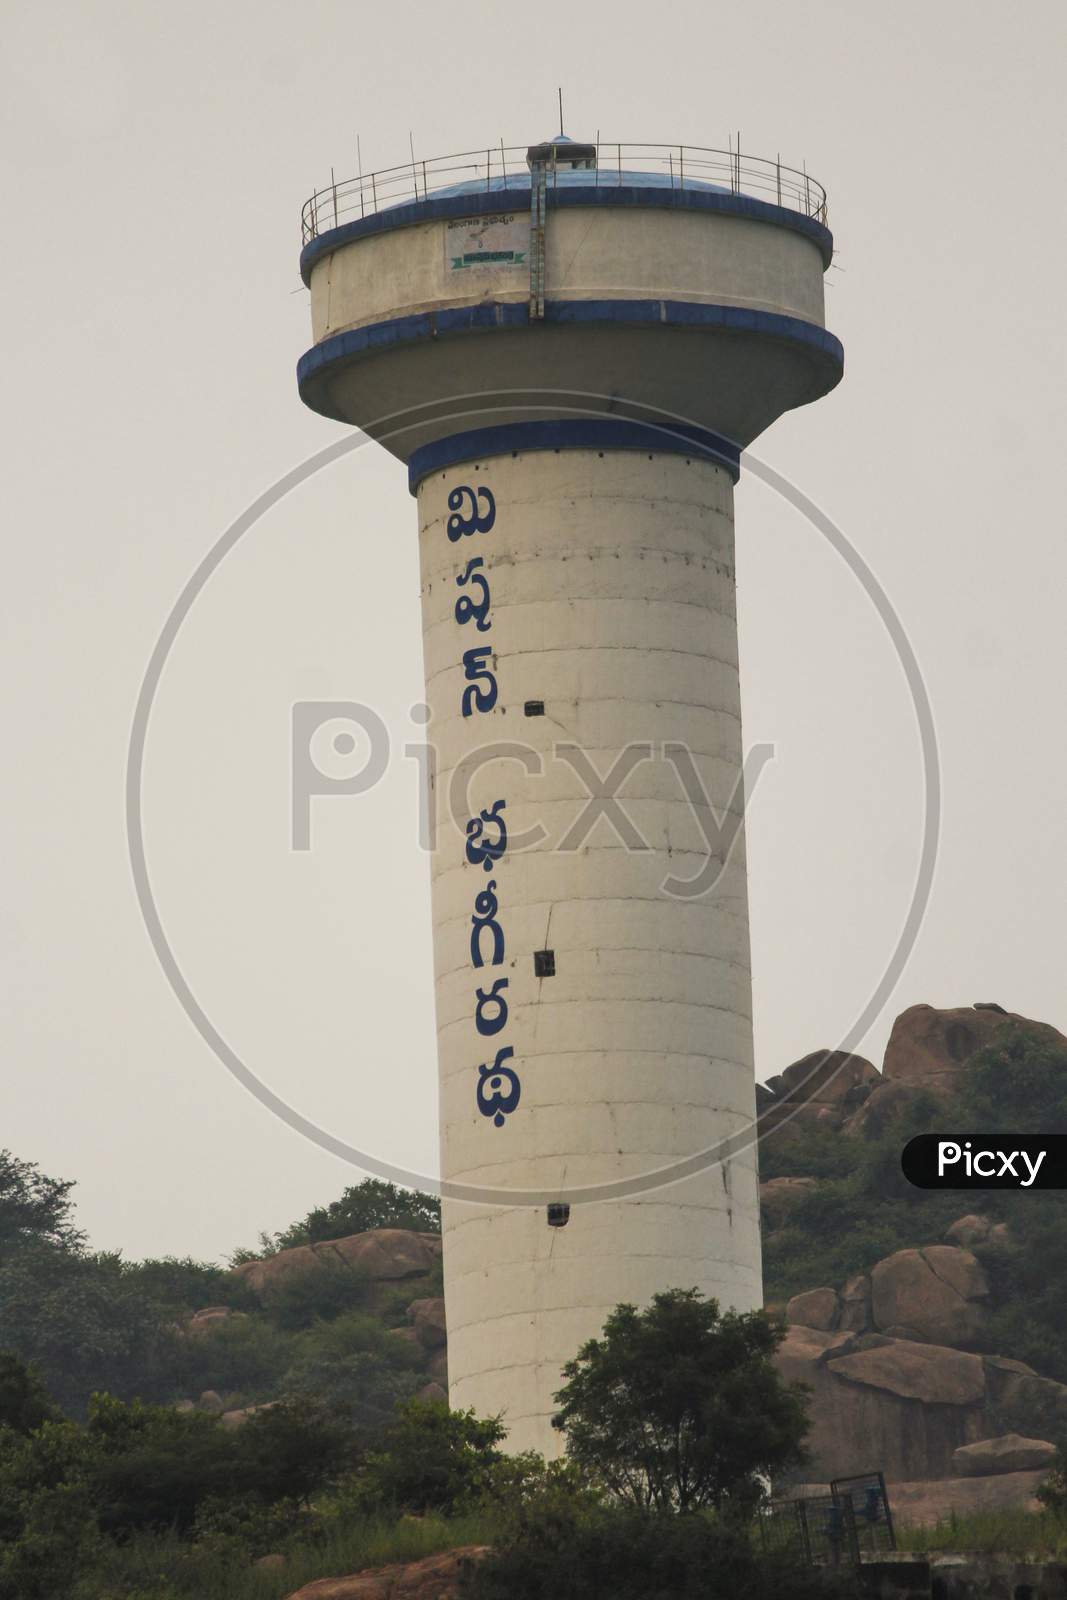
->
<box><xmin>446</xmin><ymin>214</ymin><xmax>528</xmax><ymax>272</ymax></box>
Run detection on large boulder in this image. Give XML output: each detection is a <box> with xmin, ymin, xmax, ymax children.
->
<box><xmin>759</xmin><ymin>1052</ymin><xmax>879</xmax><ymax>1142</ymax></box>
<box><xmin>882</xmin><ymin>1004</ymin><xmax>1067</xmax><ymax>1094</ymax></box>
<box><xmin>827</xmin><ymin>1340</ymin><xmax>986</xmax><ymax>1408</ymax></box>
<box><xmin>775</xmin><ymin>1331</ymin><xmax>990</xmax><ymax>1483</ymax></box>
<box><xmin>887</xmin><ymin>1470</ymin><xmax>1048</xmax><ymax>1526</ymax></box>
<box><xmin>843</xmin><ymin>1079</ymin><xmax>933</xmax><ymax>1139</ymax></box>
<box><xmin>281</xmin><ymin>1545</ymin><xmax>489</xmax><ymax>1599</ymax></box>
<box><xmin>231</xmin><ymin>1229</ymin><xmax>441</xmax><ymax>1301</ymax></box>
<box><xmin>870</xmin><ymin>1247</ymin><xmax>988</xmax><ymax>1346</ymax></box>
<box><xmin>983</xmin><ymin>1357</ymin><xmax>1067</xmax><ymax>1432</ymax></box>
<box><xmin>944</xmin><ymin>1214</ymin><xmax>990</xmax><ymax>1248</ymax></box>
<box><xmin>951</xmin><ymin>1435</ymin><xmax>1057</xmax><ymax>1477</ymax></box>
<box><xmin>321</xmin><ymin>1230</ymin><xmax>442</xmax><ymax>1279</ymax></box>
<box><xmin>407</xmin><ymin>1297</ymin><xmax>447</xmax><ymax>1351</ymax></box>
<box><xmin>786</xmin><ymin>1289</ymin><xmax>840</xmax><ymax>1331</ymax></box>
<box><xmin>839</xmin><ymin>1273</ymin><xmax>872</xmax><ymax>1333</ymax></box>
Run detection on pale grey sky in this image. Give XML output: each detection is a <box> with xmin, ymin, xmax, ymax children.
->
<box><xmin>2</xmin><ymin>0</ymin><xmax>1064</xmax><ymax>1262</ymax></box>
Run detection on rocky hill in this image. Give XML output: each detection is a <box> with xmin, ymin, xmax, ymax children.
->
<box><xmin>759</xmin><ymin>1002</ymin><xmax>1067</xmax><ymax>1521</ymax></box>
<box><xmin>166</xmin><ymin>1001</ymin><xmax>1067</xmax><ymax>1527</ymax></box>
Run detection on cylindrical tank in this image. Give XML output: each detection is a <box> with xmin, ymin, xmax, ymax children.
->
<box><xmin>297</xmin><ymin>135</ymin><xmax>842</xmax><ymax>1456</ymax></box>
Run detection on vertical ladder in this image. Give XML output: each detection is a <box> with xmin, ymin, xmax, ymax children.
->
<box><xmin>529</xmin><ymin>159</ymin><xmax>547</xmax><ymax>320</ymax></box>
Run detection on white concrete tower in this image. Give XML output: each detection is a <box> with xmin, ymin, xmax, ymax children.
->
<box><xmin>297</xmin><ymin>136</ymin><xmax>842</xmax><ymax>1456</ymax></box>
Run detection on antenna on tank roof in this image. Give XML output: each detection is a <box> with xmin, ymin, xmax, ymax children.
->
<box><xmin>558</xmin><ymin>87</ymin><xmax>564</xmax><ymax>136</ymax></box>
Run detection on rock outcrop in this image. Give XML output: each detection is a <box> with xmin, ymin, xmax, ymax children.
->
<box><xmin>786</xmin><ymin>1288</ymin><xmax>839</xmax><ymax>1331</ymax></box>
<box><xmin>951</xmin><ymin>1434</ymin><xmax>1057</xmax><ymax>1477</ymax></box>
<box><xmin>231</xmin><ymin>1229</ymin><xmax>441</xmax><ymax>1301</ymax></box>
<box><xmin>844</xmin><ymin>1003</ymin><xmax>1067</xmax><ymax>1137</ymax></box>
<box><xmin>282</xmin><ymin>1545</ymin><xmax>489</xmax><ymax>1600</ymax></box>
<box><xmin>407</xmin><ymin>1298</ymin><xmax>447</xmax><ymax>1351</ymax></box>
<box><xmin>775</xmin><ymin>1327</ymin><xmax>990</xmax><ymax>1482</ymax></box>
<box><xmin>869</xmin><ymin>1247</ymin><xmax>988</xmax><ymax>1346</ymax></box>
<box><xmin>887</xmin><ymin>1470</ymin><xmax>1049</xmax><ymax>1525</ymax></box>
<box><xmin>944</xmin><ymin>1214</ymin><xmax>990</xmax><ymax>1248</ymax></box>
<box><xmin>758</xmin><ymin>1051</ymin><xmax>879</xmax><ymax>1142</ymax></box>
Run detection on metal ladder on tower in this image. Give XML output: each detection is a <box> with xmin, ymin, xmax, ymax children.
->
<box><xmin>528</xmin><ymin>157</ymin><xmax>547</xmax><ymax>320</ymax></box>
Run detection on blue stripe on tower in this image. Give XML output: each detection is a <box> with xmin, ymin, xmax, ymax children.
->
<box><xmin>406</xmin><ymin>419</ymin><xmax>742</xmax><ymax>494</ymax></box>
<box><xmin>296</xmin><ymin>299</ymin><xmax>845</xmax><ymax>396</ymax></box>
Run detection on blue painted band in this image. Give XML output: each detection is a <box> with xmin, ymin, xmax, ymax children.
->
<box><xmin>406</xmin><ymin>419</ymin><xmax>742</xmax><ymax>493</ymax></box>
<box><xmin>296</xmin><ymin>297</ymin><xmax>844</xmax><ymax>401</ymax></box>
<box><xmin>299</xmin><ymin>184</ymin><xmax>833</xmax><ymax>285</ymax></box>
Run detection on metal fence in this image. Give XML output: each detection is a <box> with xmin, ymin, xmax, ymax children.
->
<box><xmin>300</xmin><ymin>141</ymin><xmax>828</xmax><ymax>243</ymax></box>
<box><xmin>758</xmin><ymin>1473</ymin><xmax>895</xmax><ymax>1569</ymax></box>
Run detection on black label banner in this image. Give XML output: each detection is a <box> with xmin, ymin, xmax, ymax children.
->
<box><xmin>901</xmin><ymin>1135</ymin><xmax>1067</xmax><ymax>1190</ymax></box>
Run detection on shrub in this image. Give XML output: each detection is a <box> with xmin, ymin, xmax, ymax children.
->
<box><xmin>465</xmin><ymin>1499</ymin><xmax>837</xmax><ymax>1600</ymax></box>
<box><xmin>346</xmin><ymin>1398</ymin><xmax>507</xmax><ymax>1517</ymax></box>
<box><xmin>552</xmin><ymin>1290</ymin><xmax>809</xmax><ymax>1515</ymax></box>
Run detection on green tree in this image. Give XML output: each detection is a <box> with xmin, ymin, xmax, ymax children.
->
<box><xmin>350</xmin><ymin>1397</ymin><xmax>506</xmax><ymax>1516</ymax></box>
<box><xmin>0</xmin><ymin>1246</ymin><xmax>177</xmax><ymax>1416</ymax></box>
<box><xmin>264</xmin><ymin>1179</ymin><xmax>441</xmax><ymax>1253</ymax></box>
<box><xmin>552</xmin><ymin>1289</ymin><xmax>808</xmax><ymax>1514</ymax></box>
<box><xmin>0</xmin><ymin>1354</ymin><xmax>57</xmax><ymax>1436</ymax></box>
<box><xmin>0</xmin><ymin>1151</ymin><xmax>83</xmax><ymax>1261</ymax></box>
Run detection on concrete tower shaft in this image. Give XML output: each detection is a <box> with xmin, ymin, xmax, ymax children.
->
<box><xmin>420</xmin><ymin>448</ymin><xmax>758</xmax><ymax>1451</ymax></box>
<box><xmin>297</xmin><ymin>138</ymin><xmax>842</xmax><ymax>1457</ymax></box>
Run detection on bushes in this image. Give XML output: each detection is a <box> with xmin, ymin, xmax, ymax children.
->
<box><xmin>280</xmin><ymin>1311</ymin><xmax>425</xmax><ymax>1422</ymax></box>
<box><xmin>345</xmin><ymin>1399</ymin><xmax>507</xmax><ymax>1517</ymax></box>
<box><xmin>466</xmin><ymin>1499</ymin><xmax>837</xmax><ymax>1600</ymax></box>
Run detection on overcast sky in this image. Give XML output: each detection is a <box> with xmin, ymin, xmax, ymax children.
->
<box><xmin>2</xmin><ymin>0</ymin><xmax>1064</xmax><ymax>1263</ymax></box>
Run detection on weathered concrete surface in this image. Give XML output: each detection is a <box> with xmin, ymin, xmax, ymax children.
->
<box><xmin>425</xmin><ymin>452</ymin><xmax>762</xmax><ymax>1457</ymax></box>
<box><xmin>310</xmin><ymin>205</ymin><xmax>828</xmax><ymax>342</ymax></box>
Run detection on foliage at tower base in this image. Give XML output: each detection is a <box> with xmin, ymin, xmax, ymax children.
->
<box><xmin>551</xmin><ymin>1289</ymin><xmax>808</xmax><ymax>1516</ymax></box>
<box><xmin>465</xmin><ymin>1501</ymin><xmax>841</xmax><ymax>1600</ymax></box>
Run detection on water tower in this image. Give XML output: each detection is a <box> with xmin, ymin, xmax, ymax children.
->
<box><xmin>297</xmin><ymin>134</ymin><xmax>842</xmax><ymax>1455</ymax></box>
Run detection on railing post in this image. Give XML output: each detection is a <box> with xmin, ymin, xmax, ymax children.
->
<box><xmin>776</xmin><ymin>154</ymin><xmax>782</xmax><ymax>207</ymax></box>
<box><xmin>679</xmin><ymin>145</ymin><xmax>684</xmax><ymax>189</ymax></box>
<box><xmin>796</xmin><ymin>1501</ymin><xmax>812</xmax><ymax>1567</ymax></box>
<box><xmin>371</xmin><ymin>171</ymin><xmax>378</xmax><ymax>214</ymax></box>
<box><xmin>331</xmin><ymin>166</ymin><xmax>338</xmax><ymax>228</ymax></box>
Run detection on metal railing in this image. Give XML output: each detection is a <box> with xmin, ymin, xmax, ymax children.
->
<box><xmin>758</xmin><ymin>1473</ymin><xmax>896</xmax><ymax>1569</ymax></box>
<box><xmin>300</xmin><ymin>141</ymin><xmax>828</xmax><ymax>244</ymax></box>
